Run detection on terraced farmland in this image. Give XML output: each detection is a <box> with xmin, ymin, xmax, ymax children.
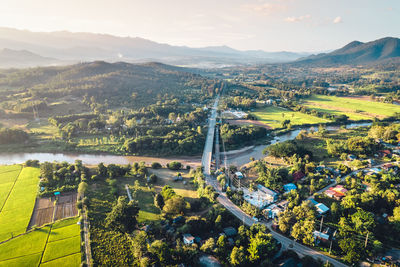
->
<box><xmin>0</xmin><ymin>217</ymin><xmax>81</xmax><ymax>267</ymax></box>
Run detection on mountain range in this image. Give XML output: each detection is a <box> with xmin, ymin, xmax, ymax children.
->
<box><xmin>0</xmin><ymin>27</ymin><xmax>309</xmax><ymax>68</ymax></box>
<box><xmin>295</xmin><ymin>37</ymin><xmax>400</xmax><ymax>65</ymax></box>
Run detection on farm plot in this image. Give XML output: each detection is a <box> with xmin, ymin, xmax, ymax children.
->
<box><xmin>0</xmin><ymin>217</ymin><xmax>81</xmax><ymax>267</ymax></box>
<box><xmin>28</xmin><ymin>197</ymin><xmax>55</xmax><ymax>229</ymax></box>
<box><xmin>251</xmin><ymin>106</ymin><xmax>329</xmax><ymax>128</ymax></box>
<box><xmin>303</xmin><ymin>95</ymin><xmax>400</xmax><ymax>120</ymax></box>
<box><xmin>0</xmin><ymin>167</ymin><xmax>40</xmax><ymax>242</ymax></box>
<box><xmin>54</xmin><ymin>193</ymin><xmax>78</xmax><ymax>221</ymax></box>
<box><xmin>0</xmin><ymin>165</ymin><xmax>22</xmax><ymax>211</ymax></box>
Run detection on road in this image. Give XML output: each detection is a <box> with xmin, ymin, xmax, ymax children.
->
<box><xmin>201</xmin><ymin>96</ymin><xmax>348</xmax><ymax>267</ymax></box>
<box><xmin>82</xmin><ymin>207</ymin><xmax>93</xmax><ymax>266</ymax></box>
<box><xmin>201</xmin><ymin>95</ymin><xmax>219</xmax><ymax>176</ymax></box>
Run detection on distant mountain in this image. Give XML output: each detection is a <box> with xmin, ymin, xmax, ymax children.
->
<box><xmin>0</xmin><ymin>27</ymin><xmax>308</xmax><ymax>68</ymax></box>
<box><xmin>296</xmin><ymin>37</ymin><xmax>400</xmax><ymax>65</ymax></box>
<box><xmin>0</xmin><ymin>48</ymin><xmax>64</xmax><ymax>68</ymax></box>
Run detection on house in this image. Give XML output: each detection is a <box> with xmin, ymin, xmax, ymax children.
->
<box><xmin>283</xmin><ymin>183</ymin><xmax>297</xmax><ymax>193</ymax></box>
<box><xmin>292</xmin><ymin>171</ymin><xmax>305</xmax><ymax>182</ymax></box>
<box><xmin>324</xmin><ymin>185</ymin><xmax>347</xmax><ymax>200</ymax></box>
<box><xmin>257</xmin><ymin>184</ymin><xmax>279</xmax><ymax>202</ymax></box>
<box><xmin>234</xmin><ymin>172</ymin><xmax>244</xmax><ymax>179</ymax></box>
<box><xmin>263</xmin><ymin>204</ymin><xmax>284</xmax><ymax>219</ymax></box>
<box><xmin>315</xmin><ymin>203</ymin><xmax>330</xmax><ymax>215</ymax></box>
<box><xmin>183</xmin><ymin>234</ymin><xmax>195</xmax><ymax>245</ymax></box>
<box><xmin>379</xmin><ymin>150</ymin><xmax>392</xmax><ymax>158</ymax></box>
<box><xmin>348</xmin><ymin>154</ymin><xmax>357</xmax><ymax>161</ymax></box>
<box><xmin>242</xmin><ymin>184</ymin><xmax>279</xmax><ymax>209</ymax></box>
<box><xmin>313</xmin><ymin>231</ymin><xmax>330</xmax><ymax>242</ymax></box>
<box><xmin>223</xmin><ymin>227</ymin><xmax>237</xmax><ymax>237</ymax></box>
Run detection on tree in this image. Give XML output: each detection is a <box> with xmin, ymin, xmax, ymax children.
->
<box><xmin>163</xmin><ymin>196</ymin><xmax>187</xmax><ymax>215</ymax></box>
<box><xmin>154</xmin><ymin>193</ymin><xmax>165</xmax><ymax>210</ymax></box>
<box><xmin>339</xmin><ymin>238</ymin><xmax>363</xmax><ymax>264</ymax></box>
<box><xmin>78</xmin><ymin>181</ymin><xmax>88</xmax><ymax>198</ymax></box>
<box><xmin>149</xmin><ymin>240</ymin><xmax>170</xmax><ymax>265</ymax></box>
<box><xmin>105</xmin><ymin>196</ymin><xmax>140</xmax><ymax>233</ymax></box>
<box><xmin>151</xmin><ymin>162</ymin><xmax>162</xmax><ymax>169</ymax></box>
<box><xmin>132</xmin><ymin>231</ymin><xmax>148</xmax><ymax>259</ymax></box>
<box><xmin>161</xmin><ymin>185</ymin><xmax>176</xmax><ymax>200</ymax></box>
<box><xmin>230</xmin><ymin>246</ymin><xmax>246</xmax><ymax>266</ymax></box>
<box><xmin>216</xmin><ymin>234</ymin><xmax>228</xmax><ymax>257</ymax></box>
<box><xmin>248</xmin><ymin>232</ymin><xmax>276</xmax><ymax>263</ymax></box>
<box><xmin>200</xmin><ymin>238</ymin><xmax>215</xmax><ymax>254</ymax></box>
<box><xmin>97</xmin><ymin>162</ymin><xmax>107</xmax><ymax>177</ymax></box>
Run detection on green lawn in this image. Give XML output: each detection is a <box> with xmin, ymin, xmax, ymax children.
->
<box><xmin>0</xmin><ymin>218</ymin><xmax>81</xmax><ymax>267</ymax></box>
<box><xmin>0</xmin><ymin>167</ymin><xmax>40</xmax><ymax>242</ymax></box>
<box><xmin>304</xmin><ymin>95</ymin><xmax>400</xmax><ymax>119</ymax></box>
<box><xmin>251</xmin><ymin>106</ymin><xmax>330</xmax><ymax>128</ymax></box>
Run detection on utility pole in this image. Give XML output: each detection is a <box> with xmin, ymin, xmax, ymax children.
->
<box><xmin>319</xmin><ymin>215</ymin><xmax>324</xmax><ymax>232</ymax></box>
<box><xmin>329</xmin><ymin>230</ymin><xmax>336</xmax><ymax>255</ymax></box>
<box><xmin>365</xmin><ymin>232</ymin><xmax>369</xmax><ymax>248</ymax></box>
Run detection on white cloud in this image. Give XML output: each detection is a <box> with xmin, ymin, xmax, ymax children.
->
<box><xmin>285</xmin><ymin>14</ymin><xmax>311</xmax><ymax>23</ymax></box>
<box><xmin>333</xmin><ymin>16</ymin><xmax>342</xmax><ymax>24</ymax></box>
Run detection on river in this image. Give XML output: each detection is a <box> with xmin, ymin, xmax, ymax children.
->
<box><xmin>225</xmin><ymin>122</ymin><xmax>372</xmax><ymax>166</ymax></box>
<box><xmin>0</xmin><ymin>122</ymin><xmax>372</xmax><ymax>166</ymax></box>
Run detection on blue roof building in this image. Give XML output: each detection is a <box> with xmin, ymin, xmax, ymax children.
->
<box><xmin>283</xmin><ymin>183</ymin><xmax>297</xmax><ymax>193</ymax></box>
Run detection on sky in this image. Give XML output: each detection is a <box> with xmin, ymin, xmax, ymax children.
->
<box><xmin>0</xmin><ymin>0</ymin><xmax>398</xmax><ymax>52</ymax></box>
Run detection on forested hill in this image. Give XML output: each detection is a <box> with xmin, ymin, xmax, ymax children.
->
<box><xmin>295</xmin><ymin>37</ymin><xmax>400</xmax><ymax>65</ymax></box>
<box><xmin>0</xmin><ymin>61</ymin><xmax>224</xmax><ymax>110</ymax></box>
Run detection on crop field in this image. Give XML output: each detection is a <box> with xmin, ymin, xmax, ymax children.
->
<box><xmin>0</xmin><ymin>166</ymin><xmax>40</xmax><ymax>242</ymax></box>
<box><xmin>303</xmin><ymin>95</ymin><xmax>400</xmax><ymax>120</ymax></box>
<box><xmin>0</xmin><ymin>165</ymin><xmax>22</xmax><ymax>210</ymax></box>
<box><xmin>0</xmin><ymin>217</ymin><xmax>81</xmax><ymax>267</ymax></box>
<box><xmin>251</xmin><ymin>106</ymin><xmax>330</xmax><ymax>128</ymax></box>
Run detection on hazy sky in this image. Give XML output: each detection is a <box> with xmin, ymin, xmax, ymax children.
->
<box><xmin>0</xmin><ymin>0</ymin><xmax>399</xmax><ymax>51</ymax></box>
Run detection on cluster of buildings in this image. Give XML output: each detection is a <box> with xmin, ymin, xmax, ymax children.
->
<box><xmin>324</xmin><ymin>185</ymin><xmax>348</xmax><ymax>200</ymax></box>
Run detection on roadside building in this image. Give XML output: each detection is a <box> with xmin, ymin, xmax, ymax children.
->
<box><xmin>242</xmin><ymin>184</ymin><xmax>279</xmax><ymax>209</ymax></box>
<box><xmin>234</xmin><ymin>172</ymin><xmax>244</xmax><ymax>179</ymax></box>
<box><xmin>263</xmin><ymin>203</ymin><xmax>284</xmax><ymax>219</ymax></box>
<box><xmin>183</xmin><ymin>234</ymin><xmax>195</xmax><ymax>245</ymax></box>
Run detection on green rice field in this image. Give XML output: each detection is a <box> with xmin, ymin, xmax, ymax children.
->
<box><xmin>0</xmin><ymin>166</ymin><xmax>39</xmax><ymax>242</ymax></box>
<box><xmin>0</xmin><ymin>217</ymin><xmax>81</xmax><ymax>267</ymax></box>
<box><xmin>303</xmin><ymin>95</ymin><xmax>400</xmax><ymax>120</ymax></box>
<box><xmin>251</xmin><ymin>106</ymin><xmax>330</xmax><ymax>128</ymax></box>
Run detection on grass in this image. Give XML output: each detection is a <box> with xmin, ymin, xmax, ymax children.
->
<box><xmin>304</xmin><ymin>95</ymin><xmax>400</xmax><ymax>120</ymax></box>
<box><xmin>0</xmin><ymin>167</ymin><xmax>40</xmax><ymax>242</ymax></box>
<box><xmin>0</xmin><ymin>218</ymin><xmax>81</xmax><ymax>267</ymax></box>
<box><xmin>251</xmin><ymin>106</ymin><xmax>330</xmax><ymax>128</ymax></box>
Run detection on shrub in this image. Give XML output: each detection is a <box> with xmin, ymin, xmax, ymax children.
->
<box><xmin>167</xmin><ymin>161</ymin><xmax>182</xmax><ymax>170</ymax></box>
<box><xmin>151</xmin><ymin>162</ymin><xmax>162</xmax><ymax>169</ymax></box>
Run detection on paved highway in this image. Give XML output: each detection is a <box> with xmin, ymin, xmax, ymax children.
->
<box><xmin>201</xmin><ymin>96</ymin><xmax>348</xmax><ymax>267</ymax></box>
<box><xmin>202</xmin><ymin>96</ymin><xmax>219</xmax><ymax>176</ymax></box>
